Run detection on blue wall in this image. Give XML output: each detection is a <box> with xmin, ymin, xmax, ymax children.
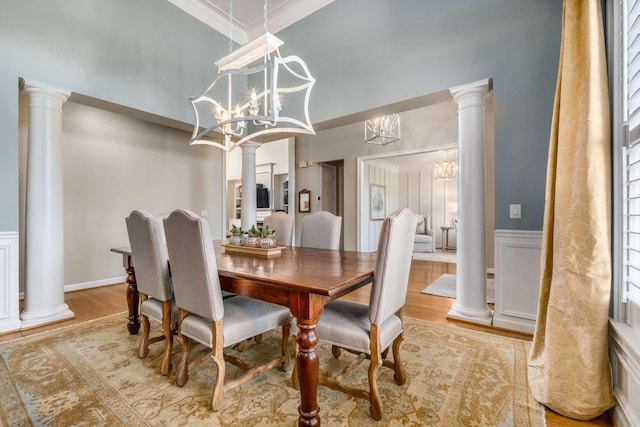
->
<box><xmin>0</xmin><ymin>0</ymin><xmax>561</xmax><ymax>232</ymax></box>
<box><xmin>0</xmin><ymin>0</ymin><xmax>228</xmax><ymax>231</ymax></box>
<box><xmin>279</xmin><ymin>0</ymin><xmax>561</xmax><ymax>230</ymax></box>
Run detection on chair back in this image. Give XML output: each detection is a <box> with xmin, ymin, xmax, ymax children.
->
<box><xmin>369</xmin><ymin>208</ymin><xmax>417</xmax><ymax>325</ymax></box>
<box><xmin>300</xmin><ymin>211</ymin><xmax>342</xmax><ymax>250</ymax></box>
<box><xmin>125</xmin><ymin>210</ymin><xmax>172</xmax><ymax>301</ymax></box>
<box><xmin>163</xmin><ymin>209</ymin><xmax>224</xmax><ymax>321</ymax></box>
<box><xmin>263</xmin><ymin>212</ymin><xmax>294</xmax><ymax>246</ymax></box>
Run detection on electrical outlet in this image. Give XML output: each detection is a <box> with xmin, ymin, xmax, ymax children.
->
<box><xmin>509</xmin><ymin>204</ymin><xmax>521</xmax><ymax>219</ymax></box>
<box><xmin>200</xmin><ymin>210</ymin><xmax>208</xmax><ymax>218</ymax></box>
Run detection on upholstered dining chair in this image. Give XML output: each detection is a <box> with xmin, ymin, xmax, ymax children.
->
<box><xmin>299</xmin><ymin>210</ymin><xmax>342</xmax><ymax>250</ymax></box>
<box><xmin>125</xmin><ymin>210</ymin><xmax>177</xmax><ymax>376</ymax></box>
<box><xmin>163</xmin><ymin>209</ymin><xmax>291</xmax><ymax>411</ymax></box>
<box><xmin>291</xmin><ymin>208</ymin><xmax>417</xmax><ymax>419</ymax></box>
<box><xmin>263</xmin><ymin>211</ymin><xmax>294</xmax><ymax>246</ymax></box>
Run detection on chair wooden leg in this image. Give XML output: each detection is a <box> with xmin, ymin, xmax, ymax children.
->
<box><xmin>331</xmin><ymin>345</ymin><xmax>342</xmax><ymax>358</ymax></box>
<box><xmin>176</xmin><ymin>309</ymin><xmax>190</xmax><ymax>387</ymax></box>
<box><xmin>290</xmin><ymin>335</ymin><xmax>299</xmax><ymax>389</ymax></box>
<box><xmin>160</xmin><ymin>300</ymin><xmax>173</xmax><ymax>376</ymax></box>
<box><xmin>137</xmin><ymin>314</ymin><xmax>150</xmax><ymax>358</ymax></box>
<box><xmin>368</xmin><ymin>325</ymin><xmax>383</xmax><ymax>420</ymax></box>
<box><xmin>392</xmin><ymin>333</ymin><xmax>406</xmax><ymax>385</ymax></box>
<box><xmin>210</xmin><ymin>320</ymin><xmax>226</xmax><ymax>411</ymax></box>
<box><xmin>137</xmin><ymin>294</ymin><xmax>150</xmax><ymax>359</ymax></box>
<box><xmin>281</xmin><ymin>324</ymin><xmax>291</xmax><ymax>371</ymax></box>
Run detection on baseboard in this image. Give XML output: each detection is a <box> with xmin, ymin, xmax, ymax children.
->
<box><xmin>64</xmin><ymin>276</ymin><xmax>126</xmax><ymax>293</ymax></box>
<box><xmin>0</xmin><ymin>232</ymin><xmax>20</xmax><ymax>333</ymax></box>
<box><xmin>18</xmin><ymin>276</ymin><xmax>126</xmax><ymax>300</ymax></box>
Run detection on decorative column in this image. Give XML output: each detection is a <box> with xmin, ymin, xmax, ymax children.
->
<box><xmin>240</xmin><ymin>141</ymin><xmax>260</xmax><ymax>230</ymax></box>
<box><xmin>448</xmin><ymin>78</ymin><xmax>493</xmax><ymax>325</ymax></box>
<box><xmin>20</xmin><ymin>79</ymin><xmax>74</xmax><ymax>328</ymax></box>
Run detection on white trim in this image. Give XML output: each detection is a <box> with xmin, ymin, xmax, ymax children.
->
<box><xmin>0</xmin><ymin>232</ymin><xmax>20</xmax><ymax>333</ymax></box>
<box><xmin>64</xmin><ymin>276</ymin><xmax>127</xmax><ymax>293</ymax></box>
<box><xmin>166</xmin><ymin>0</ymin><xmax>334</xmax><ymax>46</ymax></box>
<box><xmin>493</xmin><ymin>229</ymin><xmax>542</xmax><ymax>334</ymax></box>
<box><xmin>610</xmin><ymin>319</ymin><xmax>640</xmax><ymax>427</ymax></box>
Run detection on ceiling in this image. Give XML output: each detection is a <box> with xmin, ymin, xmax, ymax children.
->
<box><xmin>167</xmin><ymin>0</ymin><xmax>334</xmax><ymax>45</ymax></box>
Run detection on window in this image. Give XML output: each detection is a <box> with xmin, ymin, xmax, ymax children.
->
<box><xmin>615</xmin><ymin>0</ymin><xmax>640</xmax><ymax>326</ymax></box>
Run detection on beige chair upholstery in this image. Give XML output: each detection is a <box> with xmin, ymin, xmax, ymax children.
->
<box><xmin>163</xmin><ymin>209</ymin><xmax>291</xmax><ymax>411</ymax></box>
<box><xmin>263</xmin><ymin>211</ymin><xmax>294</xmax><ymax>246</ymax></box>
<box><xmin>300</xmin><ymin>211</ymin><xmax>342</xmax><ymax>250</ymax></box>
<box><xmin>291</xmin><ymin>208</ymin><xmax>417</xmax><ymax>419</ymax></box>
<box><xmin>413</xmin><ymin>213</ymin><xmax>435</xmax><ymax>253</ymax></box>
<box><xmin>125</xmin><ymin>210</ymin><xmax>177</xmax><ymax>376</ymax></box>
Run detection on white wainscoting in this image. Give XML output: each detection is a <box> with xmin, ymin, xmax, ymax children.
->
<box><xmin>0</xmin><ymin>232</ymin><xmax>21</xmax><ymax>333</ymax></box>
<box><xmin>610</xmin><ymin>317</ymin><xmax>640</xmax><ymax>427</ymax></box>
<box><xmin>493</xmin><ymin>230</ymin><xmax>542</xmax><ymax>334</ymax></box>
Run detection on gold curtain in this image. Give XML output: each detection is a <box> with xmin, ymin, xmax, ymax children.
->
<box><xmin>527</xmin><ymin>0</ymin><xmax>615</xmax><ymax>420</ymax></box>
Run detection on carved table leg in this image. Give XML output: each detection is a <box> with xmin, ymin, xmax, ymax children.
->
<box><xmin>296</xmin><ymin>319</ymin><xmax>321</xmax><ymax>427</ymax></box>
<box><xmin>125</xmin><ymin>259</ymin><xmax>140</xmax><ymax>335</ymax></box>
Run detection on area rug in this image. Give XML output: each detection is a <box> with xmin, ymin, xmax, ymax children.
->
<box><xmin>412</xmin><ymin>251</ymin><xmax>457</xmax><ymax>263</ymax></box>
<box><xmin>422</xmin><ymin>273</ymin><xmax>495</xmax><ymax>304</ymax></box>
<box><xmin>0</xmin><ymin>313</ymin><xmax>543</xmax><ymax>426</ymax></box>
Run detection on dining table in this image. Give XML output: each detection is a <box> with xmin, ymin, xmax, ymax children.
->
<box><xmin>111</xmin><ymin>242</ymin><xmax>376</xmax><ymax>427</ymax></box>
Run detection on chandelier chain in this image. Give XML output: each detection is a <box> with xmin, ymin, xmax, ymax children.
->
<box><xmin>228</xmin><ymin>0</ymin><xmax>233</xmax><ymax>54</ymax></box>
<box><xmin>264</xmin><ymin>0</ymin><xmax>269</xmax><ymax>35</ymax></box>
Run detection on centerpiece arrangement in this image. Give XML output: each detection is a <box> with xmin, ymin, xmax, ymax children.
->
<box><xmin>225</xmin><ymin>224</ymin><xmax>279</xmax><ymax>254</ymax></box>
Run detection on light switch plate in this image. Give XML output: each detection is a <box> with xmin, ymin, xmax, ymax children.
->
<box><xmin>509</xmin><ymin>204</ymin><xmax>521</xmax><ymax>219</ymax></box>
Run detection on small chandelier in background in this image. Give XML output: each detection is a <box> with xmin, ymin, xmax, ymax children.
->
<box><xmin>434</xmin><ymin>160</ymin><xmax>458</xmax><ymax>180</ymax></box>
<box><xmin>364</xmin><ymin>114</ymin><xmax>401</xmax><ymax>145</ymax></box>
<box><xmin>188</xmin><ymin>0</ymin><xmax>316</xmax><ymax>151</ymax></box>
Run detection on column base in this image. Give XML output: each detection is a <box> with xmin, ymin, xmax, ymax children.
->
<box><xmin>447</xmin><ymin>302</ymin><xmax>493</xmax><ymax>326</ymax></box>
<box><xmin>20</xmin><ymin>303</ymin><xmax>75</xmax><ymax>329</ymax></box>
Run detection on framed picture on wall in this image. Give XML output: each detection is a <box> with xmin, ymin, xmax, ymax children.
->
<box><xmin>299</xmin><ymin>189</ymin><xmax>311</xmax><ymax>213</ymax></box>
<box><xmin>370</xmin><ymin>184</ymin><xmax>385</xmax><ymax>220</ymax></box>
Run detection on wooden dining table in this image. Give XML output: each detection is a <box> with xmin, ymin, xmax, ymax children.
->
<box><xmin>111</xmin><ymin>242</ymin><xmax>376</xmax><ymax>427</ymax></box>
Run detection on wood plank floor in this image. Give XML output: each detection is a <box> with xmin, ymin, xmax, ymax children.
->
<box><xmin>0</xmin><ymin>259</ymin><xmax>613</xmax><ymax>426</ymax></box>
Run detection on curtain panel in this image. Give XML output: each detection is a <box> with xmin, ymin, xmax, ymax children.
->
<box><xmin>527</xmin><ymin>0</ymin><xmax>615</xmax><ymax>420</ymax></box>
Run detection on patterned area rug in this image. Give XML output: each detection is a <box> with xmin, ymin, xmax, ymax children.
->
<box><xmin>422</xmin><ymin>273</ymin><xmax>495</xmax><ymax>304</ymax></box>
<box><xmin>0</xmin><ymin>313</ymin><xmax>543</xmax><ymax>426</ymax></box>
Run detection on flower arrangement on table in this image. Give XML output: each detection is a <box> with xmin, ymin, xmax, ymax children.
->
<box><xmin>227</xmin><ymin>224</ymin><xmax>277</xmax><ymax>249</ymax></box>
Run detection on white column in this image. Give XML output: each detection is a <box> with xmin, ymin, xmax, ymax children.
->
<box><xmin>240</xmin><ymin>141</ymin><xmax>260</xmax><ymax>230</ymax></box>
<box><xmin>20</xmin><ymin>79</ymin><xmax>74</xmax><ymax>328</ymax></box>
<box><xmin>448</xmin><ymin>78</ymin><xmax>493</xmax><ymax>325</ymax></box>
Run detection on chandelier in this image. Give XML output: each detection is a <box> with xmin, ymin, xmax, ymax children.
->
<box><xmin>188</xmin><ymin>0</ymin><xmax>316</xmax><ymax>151</ymax></box>
<box><xmin>434</xmin><ymin>160</ymin><xmax>458</xmax><ymax>179</ymax></box>
<box><xmin>364</xmin><ymin>114</ymin><xmax>400</xmax><ymax>145</ymax></box>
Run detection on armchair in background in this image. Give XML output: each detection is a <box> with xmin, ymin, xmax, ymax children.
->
<box><xmin>413</xmin><ymin>213</ymin><xmax>435</xmax><ymax>253</ymax></box>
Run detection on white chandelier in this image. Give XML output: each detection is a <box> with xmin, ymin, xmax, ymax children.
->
<box><xmin>434</xmin><ymin>160</ymin><xmax>458</xmax><ymax>179</ymax></box>
<box><xmin>188</xmin><ymin>0</ymin><xmax>316</xmax><ymax>151</ymax></box>
<box><xmin>364</xmin><ymin>113</ymin><xmax>400</xmax><ymax>145</ymax></box>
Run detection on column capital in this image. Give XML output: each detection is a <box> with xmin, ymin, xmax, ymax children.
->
<box><xmin>449</xmin><ymin>78</ymin><xmax>492</xmax><ymax>106</ymax></box>
<box><xmin>20</xmin><ymin>78</ymin><xmax>71</xmax><ymax>103</ymax></box>
<box><xmin>239</xmin><ymin>140</ymin><xmax>261</xmax><ymax>154</ymax></box>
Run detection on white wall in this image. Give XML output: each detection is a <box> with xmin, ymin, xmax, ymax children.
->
<box><xmin>296</xmin><ymin>101</ymin><xmax>462</xmax><ymax>251</ymax></box>
<box><xmin>18</xmin><ymin>98</ymin><xmax>224</xmax><ymax>291</ymax></box>
<box><xmin>360</xmin><ymin>160</ymin><xmax>399</xmax><ymax>252</ymax></box>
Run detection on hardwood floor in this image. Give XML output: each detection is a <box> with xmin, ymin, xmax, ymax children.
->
<box><xmin>0</xmin><ymin>260</ymin><xmax>614</xmax><ymax>426</ymax></box>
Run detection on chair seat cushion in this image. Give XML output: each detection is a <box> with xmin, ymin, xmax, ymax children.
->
<box><xmin>140</xmin><ymin>297</ymin><xmax>179</xmax><ymax>327</ymax></box>
<box><xmin>414</xmin><ymin>234</ymin><xmax>433</xmax><ymax>243</ymax></box>
<box><xmin>308</xmin><ymin>300</ymin><xmax>403</xmax><ymax>354</ymax></box>
<box><xmin>181</xmin><ymin>296</ymin><xmax>290</xmax><ymax>348</ymax></box>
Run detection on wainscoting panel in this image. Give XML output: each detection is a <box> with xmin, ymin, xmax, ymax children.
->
<box><xmin>0</xmin><ymin>232</ymin><xmax>21</xmax><ymax>333</ymax></box>
<box><xmin>610</xmin><ymin>317</ymin><xmax>640</xmax><ymax>427</ymax></box>
<box><xmin>493</xmin><ymin>230</ymin><xmax>542</xmax><ymax>333</ymax></box>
